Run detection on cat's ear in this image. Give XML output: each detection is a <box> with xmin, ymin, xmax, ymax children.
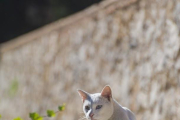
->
<box><xmin>77</xmin><ymin>89</ymin><xmax>89</xmax><ymax>102</ymax></box>
<box><xmin>101</xmin><ymin>85</ymin><xmax>112</xmax><ymax>101</ymax></box>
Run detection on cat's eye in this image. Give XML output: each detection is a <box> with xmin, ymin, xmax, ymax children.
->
<box><xmin>85</xmin><ymin>106</ymin><xmax>90</xmax><ymax>111</ymax></box>
<box><xmin>96</xmin><ymin>105</ymin><xmax>102</xmax><ymax>109</ymax></box>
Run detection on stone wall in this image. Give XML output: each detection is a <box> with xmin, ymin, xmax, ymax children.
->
<box><xmin>0</xmin><ymin>0</ymin><xmax>180</xmax><ymax>120</ymax></box>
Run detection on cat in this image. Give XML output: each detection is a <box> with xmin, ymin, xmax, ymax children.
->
<box><xmin>77</xmin><ymin>85</ymin><xmax>136</xmax><ymax>120</ymax></box>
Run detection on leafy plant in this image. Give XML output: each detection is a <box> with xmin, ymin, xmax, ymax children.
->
<box><xmin>47</xmin><ymin>110</ymin><xmax>56</xmax><ymax>117</ymax></box>
<box><xmin>58</xmin><ymin>103</ymin><xmax>66</xmax><ymax>111</ymax></box>
<box><xmin>13</xmin><ymin>117</ymin><xmax>23</xmax><ymax>120</ymax></box>
<box><xmin>29</xmin><ymin>113</ymin><xmax>43</xmax><ymax>120</ymax></box>
<box><xmin>0</xmin><ymin>104</ymin><xmax>66</xmax><ymax>120</ymax></box>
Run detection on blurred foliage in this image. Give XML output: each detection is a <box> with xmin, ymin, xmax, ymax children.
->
<box><xmin>29</xmin><ymin>113</ymin><xmax>43</xmax><ymax>120</ymax></box>
<box><xmin>28</xmin><ymin>104</ymin><xmax>65</xmax><ymax>120</ymax></box>
<box><xmin>13</xmin><ymin>117</ymin><xmax>23</xmax><ymax>120</ymax></box>
<box><xmin>0</xmin><ymin>104</ymin><xmax>66</xmax><ymax>120</ymax></box>
<box><xmin>58</xmin><ymin>103</ymin><xmax>66</xmax><ymax>111</ymax></box>
<box><xmin>47</xmin><ymin>110</ymin><xmax>56</xmax><ymax>117</ymax></box>
<box><xmin>8</xmin><ymin>79</ymin><xmax>19</xmax><ymax>96</ymax></box>
<box><xmin>0</xmin><ymin>0</ymin><xmax>101</xmax><ymax>43</ymax></box>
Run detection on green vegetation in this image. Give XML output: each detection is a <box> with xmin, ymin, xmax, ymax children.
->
<box><xmin>8</xmin><ymin>79</ymin><xmax>19</xmax><ymax>96</ymax></box>
<box><xmin>0</xmin><ymin>78</ymin><xmax>66</xmax><ymax>120</ymax></box>
<box><xmin>13</xmin><ymin>117</ymin><xmax>23</xmax><ymax>120</ymax></box>
<box><xmin>0</xmin><ymin>104</ymin><xmax>65</xmax><ymax>120</ymax></box>
<box><xmin>29</xmin><ymin>113</ymin><xmax>43</xmax><ymax>120</ymax></box>
<box><xmin>58</xmin><ymin>103</ymin><xmax>66</xmax><ymax>111</ymax></box>
<box><xmin>47</xmin><ymin>110</ymin><xmax>56</xmax><ymax>117</ymax></box>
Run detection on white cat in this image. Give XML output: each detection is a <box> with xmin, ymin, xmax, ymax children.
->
<box><xmin>77</xmin><ymin>85</ymin><xmax>136</xmax><ymax>120</ymax></box>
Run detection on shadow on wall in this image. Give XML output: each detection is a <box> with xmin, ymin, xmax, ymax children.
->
<box><xmin>0</xmin><ymin>0</ymin><xmax>102</xmax><ymax>43</ymax></box>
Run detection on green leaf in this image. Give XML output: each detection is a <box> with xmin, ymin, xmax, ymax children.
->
<box><xmin>58</xmin><ymin>103</ymin><xmax>66</xmax><ymax>111</ymax></box>
<box><xmin>47</xmin><ymin>110</ymin><xmax>56</xmax><ymax>117</ymax></box>
<box><xmin>35</xmin><ymin>117</ymin><xmax>43</xmax><ymax>120</ymax></box>
<box><xmin>29</xmin><ymin>112</ymin><xmax>43</xmax><ymax>120</ymax></box>
<box><xmin>29</xmin><ymin>113</ymin><xmax>38</xmax><ymax>120</ymax></box>
<box><xmin>13</xmin><ymin>117</ymin><xmax>23</xmax><ymax>120</ymax></box>
<box><xmin>0</xmin><ymin>114</ymin><xmax>1</xmax><ymax>118</ymax></box>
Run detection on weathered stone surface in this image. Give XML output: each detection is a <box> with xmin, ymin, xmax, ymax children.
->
<box><xmin>0</xmin><ymin>0</ymin><xmax>179</xmax><ymax>120</ymax></box>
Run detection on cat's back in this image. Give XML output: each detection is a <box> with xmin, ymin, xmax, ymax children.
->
<box><xmin>111</xmin><ymin>100</ymin><xmax>136</xmax><ymax>120</ymax></box>
<box><xmin>122</xmin><ymin>107</ymin><xmax>136</xmax><ymax>120</ymax></box>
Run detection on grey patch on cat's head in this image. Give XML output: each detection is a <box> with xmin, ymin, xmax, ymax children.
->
<box><xmin>77</xmin><ymin>85</ymin><xmax>114</xmax><ymax>120</ymax></box>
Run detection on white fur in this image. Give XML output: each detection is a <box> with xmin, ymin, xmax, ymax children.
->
<box><xmin>77</xmin><ymin>86</ymin><xmax>136</xmax><ymax>120</ymax></box>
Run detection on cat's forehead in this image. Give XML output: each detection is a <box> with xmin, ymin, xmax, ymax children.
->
<box><xmin>83</xmin><ymin>93</ymin><xmax>107</xmax><ymax>105</ymax></box>
<box><xmin>90</xmin><ymin>93</ymin><xmax>101</xmax><ymax>101</ymax></box>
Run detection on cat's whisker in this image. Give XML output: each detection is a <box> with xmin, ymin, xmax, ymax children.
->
<box><xmin>78</xmin><ymin>116</ymin><xmax>86</xmax><ymax>120</ymax></box>
<box><xmin>80</xmin><ymin>115</ymin><xmax>86</xmax><ymax>118</ymax></box>
<box><xmin>79</xmin><ymin>111</ymin><xmax>84</xmax><ymax>114</ymax></box>
<box><xmin>78</xmin><ymin>114</ymin><xmax>86</xmax><ymax>120</ymax></box>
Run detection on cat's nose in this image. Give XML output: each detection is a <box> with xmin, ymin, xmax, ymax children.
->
<box><xmin>89</xmin><ymin>113</ymin><xmax>94</xmax><ymax>118</ymax></box>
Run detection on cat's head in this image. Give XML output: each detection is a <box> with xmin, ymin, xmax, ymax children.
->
<box><xmin>77</xmin><ymin>85</ymin><xmax>114</xmax><ymax>120</ymax></box>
